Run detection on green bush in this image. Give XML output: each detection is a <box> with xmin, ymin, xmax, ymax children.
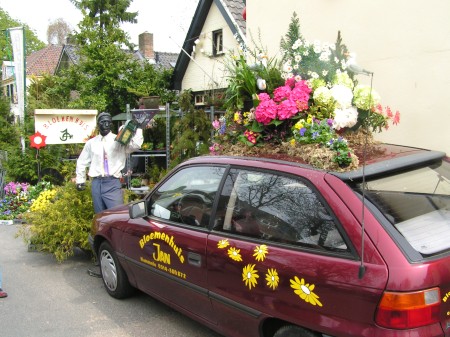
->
<box><xmin>20</xmin><ymin>182</ymin><xmax>95</xmax><ymax>262</ymax></box>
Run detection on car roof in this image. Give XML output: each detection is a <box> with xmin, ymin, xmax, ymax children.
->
<box><xmin>184</xmin><ymin>144</ymin><xmax>446</xmax><ymax>183</ymax></box>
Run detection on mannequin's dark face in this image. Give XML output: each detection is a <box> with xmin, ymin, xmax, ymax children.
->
<box><xmin>98</xmin><ymin>116</ymin><xmax>112</xmax><ymax>136</ymax></box>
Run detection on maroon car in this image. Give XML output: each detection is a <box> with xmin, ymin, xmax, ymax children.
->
<box><xmin>90</xmin><ymin>144</ymin><xmax>450</xmax><ymax>337</ymax></box>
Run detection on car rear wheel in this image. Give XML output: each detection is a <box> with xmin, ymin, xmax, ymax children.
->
<box><xmin>99</xmin><ymin>241</ymin><xmax>134</xmax><ymax>299</ymax></box>
<box><xmin>273</xmin><ymin>325</ymin><xmax>319</xmax><ymax>337</ymax></box>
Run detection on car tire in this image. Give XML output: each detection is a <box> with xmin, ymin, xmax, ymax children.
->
<box><xmin>273</xmin><ymin>325</ymin><xmax>319</xmax><ymax>337</ymax></box>
<box><xmin>99</xmin><ymin>241</ymin><xmax>134</xmax><ymax>299</ymax></box>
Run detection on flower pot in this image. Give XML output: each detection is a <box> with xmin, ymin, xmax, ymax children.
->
<box><xmin>140</xmin><ymin>96</ymin><xmax>160</xmax><ymax>109</ymax></box>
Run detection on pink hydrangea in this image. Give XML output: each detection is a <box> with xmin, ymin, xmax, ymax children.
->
<box><xmin>277</xmin><ymin>99</ymin><xmax>298</xmax><ymax>120</ymax></box>
<box><xmin>273</xmin><ymin>85</ymin><xmax>292</xmax><ymax>102</ymax></box>
<box><xmin>258</xmin><ymin>92</ymin><xmax>271</xmax><ymax>102</ymax></box>
<box><xmin>255</xmin><ymin>99</ymin><xmax>278</xmax><ymax>125</ymax></box>
<box><xmin>290</xmin><ymin>80</ymin><xmax>311</xmax><ymax>103</ymax></box>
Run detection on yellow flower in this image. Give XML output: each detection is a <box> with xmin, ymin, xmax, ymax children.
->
<box><xmin>290</xmin><ymin>276</ymin><xmax>323</xmax><ymax>307</ymax></box>
<box><xmin>227</xmin><ymin>247</ymin><xmax>243</xmax><ymax>262</ymax></box>
<box><xmin>217</xmin><ymin>239</ymin><xmax>230</xmax><ymax>249</ymax></box>
<box><xmin>306</xmin><ymin>116</ymin><xmax>313</xmax><ymax>124</ymax></box>
<box><xmin>266</xmin><ymin>268</ymin><xmax>280</xmax><ymax>290</ymax></box>
<box><xmin>289</xmin><ymin>139</ymin><xmax>296</xmax><ymax>146</ymax></box>
<box><xmin>294</xmin><ymin>121</ymin><xmax>304</xmax><ymax>130</ymax></box>
<box><xmin>253</xmin><ymin>244</ymin><xmax>268</xmax><ymax>261</ymax></box>
<box><xmin>242</xmin><ymin>264</ymin><xmax>259</xmax><ymax>290</ymax></box>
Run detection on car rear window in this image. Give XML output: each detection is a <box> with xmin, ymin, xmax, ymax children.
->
<box><xmin>356</xmin><ymin>160</ymin><xmax>450</xmax><ymax>256</ymax></box>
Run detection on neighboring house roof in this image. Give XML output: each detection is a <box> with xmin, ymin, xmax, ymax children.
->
<box><xmin>172</xmin><ymin>0</ymin><xmax>246</xmax><ymax>90</ymax></box>
<box><xmin>26</xmin><ymin>45</ymin><xmax>64</xmax><ymax>76</ymax></box>
<box><xmin>133</xmin><ymin>50</ymin><xmax>179</xmax><ymax>69</ymax></box>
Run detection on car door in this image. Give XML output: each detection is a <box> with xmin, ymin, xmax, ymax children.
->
<box><xmin>120</xmin><ymin>165</ymin><xmax>226</xmax><ymax>324</ymax></box>
<box><xmin>206</xmin><ymin>166</ymin><xmax>388</xmax><ymax>337</ymax></box>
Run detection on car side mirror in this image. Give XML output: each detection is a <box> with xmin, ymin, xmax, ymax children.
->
<box><xmin>129</xmin><ymin>201</ymin><xmax>147</xmax><ymax>219</ymax></box>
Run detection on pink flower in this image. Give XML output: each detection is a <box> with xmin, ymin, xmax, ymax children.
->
<box><xmin>212</xmin><ymin>120</ymin><xmax>220</xmax><ymax>129</ymax></box>
<box><xmin>285</xmin><ymin>77</ymin><xmax>296</xmax><ymax>88</ymax></box>
<box><xmin>393</xmin><ymin>111</ymin><xmax>401</xmax><ymax>125</ymax></box>
<box><xmin>273</xmin><ymin>86</ymin><xmax>292</xmax><ymax>102</ymax></box>
<box><xmin>258</xmin><ymin>92</ymin><xmax>271</xmax><ymax>102</ymax></box>
<box><xmin>290</xmin><ymin>80</ymin><xmax>311</xmax><ymax>103</ymax></box>
<box><xmin>255</xmin><ymin>99</ymin><xmax>278</xmax><ymax>125</ymax></box>
<box><xmin>277</xmin><ymin>99</ymin><xmax>298</xmax><ymax>120</ymax></box>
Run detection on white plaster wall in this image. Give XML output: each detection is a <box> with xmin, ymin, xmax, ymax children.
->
<box><xmin>181</xmin><ymin>2</ymin><xmax>241</xmax><ymax>92</ymax></box>
<box><xmin>247</xmin><ymin>0</ymin><xmax>450</xmax><ymax>153</ymax></box>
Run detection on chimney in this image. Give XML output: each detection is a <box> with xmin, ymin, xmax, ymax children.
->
<box><xmin>139</xmin><ymin>32</ymin><xmax>155</xmax><ymax>61</ymax></box>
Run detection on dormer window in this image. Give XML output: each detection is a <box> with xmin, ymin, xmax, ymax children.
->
<box><xmin>212</xmin><ymin>29</ymin><xmax>223</xmax><ymax>56</ymax></box>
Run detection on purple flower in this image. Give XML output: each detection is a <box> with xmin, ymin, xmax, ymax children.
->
<box><xmin>299</xmin><ymin>128</ymin><xmax>307</xmax><ymax>136</ymax></box>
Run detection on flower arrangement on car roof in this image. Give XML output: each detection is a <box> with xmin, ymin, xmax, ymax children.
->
<box><xmin>211</xmin><ymin>13</ymin><xmax>400</xmax><ymax>171</ymax></box>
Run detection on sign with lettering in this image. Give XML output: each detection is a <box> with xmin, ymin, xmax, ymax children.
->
<box><xmin>34</xmin><ymin>109</ymin><xmax>97</xmax><ymax>144</ymax></box>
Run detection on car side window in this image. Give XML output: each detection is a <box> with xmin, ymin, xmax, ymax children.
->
<box><xmin>149</xmin><ymin>166</ymin><xmax>225</xmax><ymax>227</ymax></box>
<box><xmin>215</xmin><ymin>169</ymin><xmax>348</xmax><ymax>252</ymax></box>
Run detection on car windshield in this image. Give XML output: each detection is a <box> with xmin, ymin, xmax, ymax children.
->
<box><xmin>355</xmin><ymin>159</ymin><xmax>450</xmax><ymax>256</ymax></box>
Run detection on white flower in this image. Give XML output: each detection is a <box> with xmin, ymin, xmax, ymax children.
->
<box><xmin>293</xmin><ymin>64</ymin><xmax>299</xmax><ymax>70</ymax></box>
<box><xmin>313</xmin><ymin>86</ymin><xmax>333</xmax><ymax>106</ymax></box>
<box><xmin>283</xmin><ymin>63</ymin><xmax>293</xmax><ymax>73</ymax></box>
<box><xmin>295</xmin><ymin>54</ymin><xmax>302</xmax><ymax>62</ymax></box>
<box><xmin>294</xmin><ymin>75</ymin><xmax>302</xmax><ymax>82</ymax></box>
<box><xmin>310</xmin><ymin>72</ymin><xmax>319</xmax><ymax>79</ymax></box>
<box><xmin>333</xmin><ymin>107</ymin><xmax>358</xmax><ymax>130</ymax></box>
<box><xmin>322</xmin><ymin>70</ymin><xmax>328</xmax><ymax>76</ymax></box>
<box><xmin>330</xmin><ymin>85</ymin><xmax>354</xmax><ymax>108</ymax></box>
<box><xmin>303</xmin><ymin>50</ymin><xmax>310</xmax><ymax>56</ymax></box>
<box><xmin>257</xmin><ymin>78</ymin><xmax>267</xmax><ymax>90</ymax></box>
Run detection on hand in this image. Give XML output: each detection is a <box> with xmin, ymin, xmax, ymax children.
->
<box><xmin>76</xmin><ymin>183</ymin><xmax>86</xmax><ymax>191</ymax></box>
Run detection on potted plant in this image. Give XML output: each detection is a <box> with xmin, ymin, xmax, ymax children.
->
<box><xmin>130</xmin><ymin>178</ymin><xmax>142</xmax><ymax>188</ymax></box>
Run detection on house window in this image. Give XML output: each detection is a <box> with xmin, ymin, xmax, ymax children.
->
<box><xmin>195</xmin><ymin>94</ymin><xmax>205</xmax><ymax>106</ymax></box>
<box><xmin>212</xmin><ymin>29</ymin><xmax>223</xmax><ymax>56</ymax></box>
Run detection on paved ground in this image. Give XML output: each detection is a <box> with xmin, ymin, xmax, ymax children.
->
<box><xmin>0</xmin><ymin>224</ymin><xmax>221</xmax><ymax>337</ymax></box>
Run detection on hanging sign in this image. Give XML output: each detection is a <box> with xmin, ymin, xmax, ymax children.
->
<box><xmin>34</xmin><ymin>109</ymin><xmax>97</xmax><ymax>144</ymax></box>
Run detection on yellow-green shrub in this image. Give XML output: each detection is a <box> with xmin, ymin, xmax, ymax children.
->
<box><xmin>21</xmin><ymin>182</ymin><xmax>95</xmax><ymax>262</ymax></box>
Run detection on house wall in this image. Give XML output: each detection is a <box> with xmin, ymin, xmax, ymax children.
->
<box><xmin>181</xmin><ymin>1</ymin><xmax>241</xmax><ymax>92</ymax></box>
<box><xmin>246</xmin><ymin>0</ymin><xmax>450</xmax><ymax>153</ymax></box>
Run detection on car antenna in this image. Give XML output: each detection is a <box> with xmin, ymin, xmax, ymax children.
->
<box><xmin>348</xmin><ymin>60</ymin><xmax>374</xmax><ymax>279</ymax></box>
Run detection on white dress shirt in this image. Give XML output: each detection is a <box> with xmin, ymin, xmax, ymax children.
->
<box><xmin>76</xmin><ymin>129</ymin><xmax>143</xmax><ymax>184</ymax></box>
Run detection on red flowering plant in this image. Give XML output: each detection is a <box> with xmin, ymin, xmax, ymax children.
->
<box><xmin>212</xmin><ymin>13</ymin><xmax>400</xmax><ymax>169</ymax></box>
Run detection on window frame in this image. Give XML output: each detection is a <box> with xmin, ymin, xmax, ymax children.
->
<box><xmin>212</xmin><ymin>166</ymin><xmax>356</xmax><ymax>257</ymax></box>
<box><xmin>212</xmin><ymin>29</ymin><xmax>223</xmax><ymax>56</ymax></box>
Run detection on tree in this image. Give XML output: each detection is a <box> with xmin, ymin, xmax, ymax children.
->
<box><xmin>0</xmin><ymin>8</ymin><xmax>45</xmax><ymax>63</ymax></box>
<box><xmin>47</xmin><ymin>18</ymin><xmax>73</xmax><ymax>45</ymax></box>
<box><xmin>63</xmin><ymin>0</ymin><xmax>141</xmax><ymax>114</ymax></box>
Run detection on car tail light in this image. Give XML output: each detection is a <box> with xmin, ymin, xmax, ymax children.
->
<box><xmin>375</xmin><ymin>288</ymin><xmax>440</xmax><ymax>329</ymax></box>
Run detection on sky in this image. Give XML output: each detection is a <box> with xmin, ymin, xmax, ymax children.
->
<box><xmin>0</xmin><ymin>0</ymin><xmax>199</xmax><ymax>52</ymax></box>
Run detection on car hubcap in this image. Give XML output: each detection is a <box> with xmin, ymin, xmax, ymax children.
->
<box><xmin>100</xmin><ymin>250</ymin><xmax>117</xmax><ymax>291</ymax></box>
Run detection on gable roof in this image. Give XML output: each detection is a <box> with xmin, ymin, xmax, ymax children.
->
<box><xmin>133</xmin><ymin>50</ymin><xmax>179</xmax><ymax>69</ymax></box>
<box><xmin>172</xmin><ymin>0</ymin><xmax>246</xmax><ymax>90</ymax></box>
<box><xmin>26</xmin><ymin>45</ymin><xmax>64</xmax><ymax>76</ymax></box>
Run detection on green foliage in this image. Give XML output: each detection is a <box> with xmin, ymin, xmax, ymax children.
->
<box><xmin>170</xmin><ymin>91</ymin><xmax>211</xmax><ymax>168</ymax></box>
<box><xmin>20</xmin><ymin>182</ymin><xmax>95</xmax><ymax>262</ymax></box>
<box><xmin>127</xmin><ymin>62</ymin><xmax>176</xmax><ymax>105</ymax></box>
<box><xmin>0</xmin><ymin>96</ymin><xmax>20</xmax><ymax>152</ymax></box>
<box><xmin>0</xmin><ymin>8</ymin><xmax>45</xmax><ymax>64</ymax></box>
<box><xmin>63</xmin><ymin>0</ymin><xmax>141</xmax><ymax>114</ymax></box>
<box><xmin>27</xmin><ymin>74</ymin><xmax>72</xmax><ymax>109</ymax></box>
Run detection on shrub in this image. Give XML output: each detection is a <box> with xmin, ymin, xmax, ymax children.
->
<box><xmin>20</xmin><ymin>182</ymin><xmax>95</xmax><ymax>262</ymax></box>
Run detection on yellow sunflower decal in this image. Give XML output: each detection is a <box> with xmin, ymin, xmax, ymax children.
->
<box><xmin>242</xmin><ymin>264</ymin><xmax>259</xmax><ymax>289</ymax></box>
<box><xmin>290</xmin><ymin>276</ymin><xmax>322</xmax><ymax>307</ymax></box>
<box><xmin>265</xmin><ymin>268</ymin><xmax>279</xmax><ymax>290</ymax></box>
<box><xmin>253</xmin><ymin>244</ymin><xmax>268</xmax><ymax>261</ymax></box>
<box><xmin>217</xmin><ymin>239</ymin><xmax>229</xmax><ymax>249</ymax></box>
<box><xmin>227</xmin><ymin>247</ymin><xmax>243</xmax><ymax>262</ymax></box>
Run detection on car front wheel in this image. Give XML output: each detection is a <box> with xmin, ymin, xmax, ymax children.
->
<box><xmin>99</xmin><ymin>241</ymin><xmax>134</xmax><ymax>299</ymax></box>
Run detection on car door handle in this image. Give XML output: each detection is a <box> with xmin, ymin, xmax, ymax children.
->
<box><xmin>187</xmin><ymin>252</ymin><xmax>202</xmax><ymax>267</ymax></box>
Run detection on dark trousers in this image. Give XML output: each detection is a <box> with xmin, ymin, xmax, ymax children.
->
<box><xmin>91</xmin><ymin>177</ymin><xmax>123</xmax><ymax>214</ymax></box>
